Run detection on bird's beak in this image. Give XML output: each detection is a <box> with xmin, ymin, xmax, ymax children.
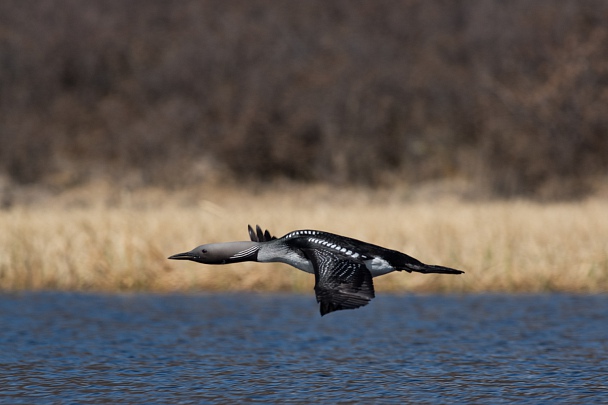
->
<box><xmin>168</xmin><ymin>252</ymin><xmax>198</xmax><ymax>261</ymax></box>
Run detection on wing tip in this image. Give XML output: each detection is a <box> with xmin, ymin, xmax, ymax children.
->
<box><xmin>248</xmin><ymin>224</ymin><xmax>276</xmax><ymax>242</ymax></box>
<box><xmin>318</xmin><ymin>298</ymin><xmax>372</xmax><ymax>316</ymax></box>
<box><xmin>319</xmin><ymin>301</ymin><xmax>336</xmax><ymax>316</ymax></box>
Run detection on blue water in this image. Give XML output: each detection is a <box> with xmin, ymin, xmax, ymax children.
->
<box><xmin>1</xmin><ymin>293</ymin><xmax>607</xmax><ymax>404</ymax></box>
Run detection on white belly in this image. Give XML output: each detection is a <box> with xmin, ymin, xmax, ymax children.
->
<box><xmin>365</xmin><ymin>257</ymin><xmax>395</xmax><ymax>277</ymax></box>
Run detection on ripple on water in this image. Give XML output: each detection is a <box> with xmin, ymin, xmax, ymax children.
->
<box><xmin>1</xmin><ymin>292</ymin><xmax>607</xmax><ymax>403</ymax></box>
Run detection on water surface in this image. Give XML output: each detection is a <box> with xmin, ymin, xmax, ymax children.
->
<box><xmin>1</xmin><ymin>293</ymin><xmax>607</xmax><ymax>403</ymax></box>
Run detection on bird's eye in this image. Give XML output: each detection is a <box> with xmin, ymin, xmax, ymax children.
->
<box><xmin>201</xmin><ymin>249</ymin><xmax>208</xmax><ymax>254</ymax></box>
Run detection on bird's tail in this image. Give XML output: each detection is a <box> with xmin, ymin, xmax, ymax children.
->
<box><xmin>405</xmin><ymin>263</ymin><xmax>464</xmax><ymax>275</ymax></box>
<box><xmin>386</xmin><ymin>249</ymin><xmax>464</xmax><ymax>275</ymax></box>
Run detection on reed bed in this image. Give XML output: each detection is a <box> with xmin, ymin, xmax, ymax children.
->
<box><xmin>1</xmin><ymin>186</ymin><xmax>607</xmax><ymax>293</ymax></box>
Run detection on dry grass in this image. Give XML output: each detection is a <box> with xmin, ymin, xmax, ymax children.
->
<box><xmin>1</xmin><ymin>185</ymin><xmax>607</xmax><ymax>293</ymax></box>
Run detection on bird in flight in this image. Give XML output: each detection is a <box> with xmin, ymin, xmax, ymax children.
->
<box><xmin>169</xmin><ymin>225</ymin><xmax>464</xmax><ymax>316</ymax></box>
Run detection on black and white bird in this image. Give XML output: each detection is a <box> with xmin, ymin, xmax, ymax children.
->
<box><xmin>169</xmin><ymin>225</ymin><xmax>464</xmax><ymax>316</ymax></box>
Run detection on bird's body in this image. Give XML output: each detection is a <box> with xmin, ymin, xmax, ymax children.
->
<box><xmin>169</xmin><ymin>225</ymin><xmax>464</xmax><ymax>316</ymax></box>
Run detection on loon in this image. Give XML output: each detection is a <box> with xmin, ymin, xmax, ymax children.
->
<box><xmin>169</xmin><ymin>225</ymin><xmax>464</xmax><ymax>316</ymax></box>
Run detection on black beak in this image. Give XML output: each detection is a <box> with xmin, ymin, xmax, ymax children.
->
<box><xmin>168</xmin><ymin>252</ymin><xmax>198</xmax><ymax>261</ymax></box>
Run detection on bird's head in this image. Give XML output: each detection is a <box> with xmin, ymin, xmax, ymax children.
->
<box><xmin>168</xmin><ymin>241</ymin><xmax>259</xmax><ymax>265</ymax></box>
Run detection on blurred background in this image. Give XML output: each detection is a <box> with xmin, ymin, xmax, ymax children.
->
<box><xmin>1</xmin><ymin>0</ymin><xmax>607</xmax><ymax>203</ymax></box>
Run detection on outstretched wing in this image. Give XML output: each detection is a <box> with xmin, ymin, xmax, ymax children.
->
<box><xmin>248</xmin><ymin>224</ymin><xmax>276</xmax><ymax>242</ymax></box>
<box><xmin>302</xmin><ymin>248</ymin><xmax>375</xmax><ymax>316</ymax></box>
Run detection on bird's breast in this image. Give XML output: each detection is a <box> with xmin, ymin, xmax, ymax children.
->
<box><xmin>257</xmin><ymin>246</ymin><xmax>314</xmax><ymax>273</ymax></box>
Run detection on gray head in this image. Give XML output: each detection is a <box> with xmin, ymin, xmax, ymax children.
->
<box><xmin>168</xmin><ymin>241</ymin><xmax>259</xmax><ymax>265</ymax></box>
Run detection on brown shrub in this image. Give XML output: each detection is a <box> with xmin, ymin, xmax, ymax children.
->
<box><xmin>1</xmin><ymin>0</ymin><xmax>607</xmax><ymax>198</ymax></box>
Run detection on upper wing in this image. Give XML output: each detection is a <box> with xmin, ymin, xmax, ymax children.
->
<box><xmin>302</xmin><ymin>248</ymin><xmax>375</xmax><ymax>316</ymax></box>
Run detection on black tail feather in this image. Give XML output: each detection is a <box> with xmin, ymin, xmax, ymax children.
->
<box><xmin>406</xmin><ymin>263</ymin><xmax>464</xmax><ymax>275</ymax></box>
